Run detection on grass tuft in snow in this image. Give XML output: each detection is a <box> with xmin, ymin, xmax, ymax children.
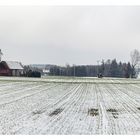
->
<box><xmin>32</xmin><ymin>110</ymin><xmax>45</xmax><ymax>115</ymax></box>
<box><xmin>137</xmin><ymin>107</ymin><xmax>140</xmax><ymax>110</ymax></box>
<box><xmin>107</xmin><ymin>108</ymin><xmax>117</xmax><ymax>112</ymax></box>
<box><xmin>88</xmin><ymin>108</ymin><xmax>99</xmax><ymax>116</ymax></box>
<box><xmin>49</xmin><ymin>108</ymin><xmax>64</xmax><ymax>117</ymax></box>
<box><xmin>107</xmin><ymin>108</ymin><xmax>119</xmax><ymax>119</ymax></box>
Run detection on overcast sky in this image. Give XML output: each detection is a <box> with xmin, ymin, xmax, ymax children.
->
<box><xmin>0</xmin><ymin>6</ymin><xmax>140</xmax><ymax>65</ymax></box>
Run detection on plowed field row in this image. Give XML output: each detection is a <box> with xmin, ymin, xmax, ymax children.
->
<box><xmin>0</xmin><ymin>77</ymin><xmax>140</xmax><ymax>134</ymax></box>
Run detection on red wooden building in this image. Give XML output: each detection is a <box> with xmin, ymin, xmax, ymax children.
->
<box><xmin>0</xmin><ymin>61</ymin><xmax>24</xmax><ymax>76</ymax></box>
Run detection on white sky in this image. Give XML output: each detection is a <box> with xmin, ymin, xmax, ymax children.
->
<box><xmin>0</xmin><ymin>6</ymin><xmax>140</xmax><ymax>65</ymax></box>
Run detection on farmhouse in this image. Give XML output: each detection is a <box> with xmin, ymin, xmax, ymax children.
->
<box><xmin>0</xmin><ymin>61</ymin><xmax>24</xmax><ymax>76</ymax></box>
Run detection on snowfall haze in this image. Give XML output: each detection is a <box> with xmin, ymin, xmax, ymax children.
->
<box><xmin>0</xmin><ymin>6</ymin><xmax>140</xmax><ymax>65</ymax></box>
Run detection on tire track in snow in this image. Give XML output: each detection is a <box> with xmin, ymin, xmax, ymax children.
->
<box><xmin>12</xmin><ymin>84</ymin><xmax>80</xmax><ymax>134</ymax></box>
<box><xmin>32</xmin><ymin>84</ymin><xmax>83</xmax><ymax>134</ymax></box>
<box><xmin>0</xmin><ymin>83</ymin><xmax>62</xmax><ymax>134</ymax></box>
<box><xmin>106</xmin><ymin>84</ymin><xmax>140</xmax><ymax>134</ymax></box>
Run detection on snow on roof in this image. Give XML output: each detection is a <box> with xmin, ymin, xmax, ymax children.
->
<box><xmin>5</xmin><ymin>61</ymin><xmax>23</xmax><ymax>70</ymax></box>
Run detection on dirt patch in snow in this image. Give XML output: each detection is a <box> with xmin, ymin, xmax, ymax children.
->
<box><xmin>32</xmin><ymin>110</ymin><xmax>45</xmax><ymax>115</ymax></box>
<box><xmin>88</xmin><ymin>108</ymin><xmax>99</xmax><ymax>116</ymax></box>
<box><xmin>49</xmin><ymin>108</ymin><xmax>64</xmax><ymax>116</ymax></box>
<box><xmin>107</xmin><ymin>108</ymin><xmax>119</xmax><ymax>119</ymax></box>
<box><xmin>137</xmin><ymin>107</ymin><xmax>140</xmax><ymax>110</ymax></box>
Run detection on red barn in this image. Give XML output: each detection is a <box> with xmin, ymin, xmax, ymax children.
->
<box><xmin>0</xmin><ymin>61</ymin><xmax>24</xmax><ymax>76</ymax></box>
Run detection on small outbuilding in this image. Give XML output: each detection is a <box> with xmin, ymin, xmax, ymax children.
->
<box><xmin>0</xmin><ymin>61</ymin><xmax>24</xmax><ymax>76</ymax></box>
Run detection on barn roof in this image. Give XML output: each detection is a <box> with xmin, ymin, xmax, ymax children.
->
<box><xmin>5</xmin><ymin>61</ymin><xmax>23</xmax><ymax>70</ymax></box>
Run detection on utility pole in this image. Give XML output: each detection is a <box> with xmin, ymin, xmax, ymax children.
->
<box><xmin>97</xmin><ymin>60</ymin><xmax>100</xmax><ymax>75</ymax></box>
<box><xmin>53</xmin><ymin>67</ymin><xmax>55</xmax><ymax>76</ymax></box>
<box><xmin>59</xmin><ymin>67</ymin><xmax>61</xmax><ymax>76</ymax></box>
<box><xmin>73</xmin><ymin>64</ymin><xmax>76</xmax><ymax>77</ymax></box>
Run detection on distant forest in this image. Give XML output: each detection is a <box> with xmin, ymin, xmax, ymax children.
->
<box><xmin>49</xmin><ymin>49</ymin><xmax>140</xmax><ymax>78</ymax></box>
<box><xmin>49</xmin><ymin>59</ymin><xmax>135</xmax><ymax>78</ymax></box>
<box><xmin>25</xmin><ymin>49</ymin><xmax>140</xmax><ymax>78</ymax></box>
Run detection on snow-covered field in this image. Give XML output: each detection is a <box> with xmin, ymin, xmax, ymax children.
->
<box><xmin>0</xmin><ymin>76</ymin><xmax>140</xmax><ymax>135</ymax></box>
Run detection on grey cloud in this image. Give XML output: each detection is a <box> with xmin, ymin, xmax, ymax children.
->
<box><xmin>0</xmin><ymin>6</ymin><xmax>140</xmax><ymax>65</ymax></box>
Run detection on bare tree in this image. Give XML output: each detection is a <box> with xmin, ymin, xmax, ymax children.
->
<box><xmin>130</xmin><ymin>49</ymin><xmax>140</xmax><ymax>78</ymax></box>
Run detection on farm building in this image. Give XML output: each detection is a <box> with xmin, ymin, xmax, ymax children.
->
<box><xmin>0</xmin><ymin>61</ymin><xmax>24</xmax><ymax>76</ymax></box>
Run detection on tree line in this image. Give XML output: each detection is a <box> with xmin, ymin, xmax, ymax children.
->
<box><xmin>49</xmin><ymin>49</ymin><xmax>140</xmax><ymax>78</ymax></box>
<box><xmin>22</xmin><ymin>49</ymin><xmax>140</xmax><ymax>78</ymax></box>
<box><xmin>49</xmin><ymin>59</ymin><xmax>134</xmax><ymax>78</ymax></box>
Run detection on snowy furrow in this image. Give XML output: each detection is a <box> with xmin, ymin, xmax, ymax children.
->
<box><xmin>105</xmin><ymin>84</ymin><xmax>140</xmax><ymax>134</ymax></box>
<box><xmin>12</xmin><ymin>84</ymin><xmax>81</xmax><ymax>134</ymax></box>
<box><xmin>0</xmin><ymin>77</ymin><xmax>140</xmax><ymax>134</ymax></box>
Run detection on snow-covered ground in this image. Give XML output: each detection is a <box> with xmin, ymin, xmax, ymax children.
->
<box><xmin>0</xmin><ymin>76</ymin><xmax>140</xmax><ymax>134</ymax></box>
